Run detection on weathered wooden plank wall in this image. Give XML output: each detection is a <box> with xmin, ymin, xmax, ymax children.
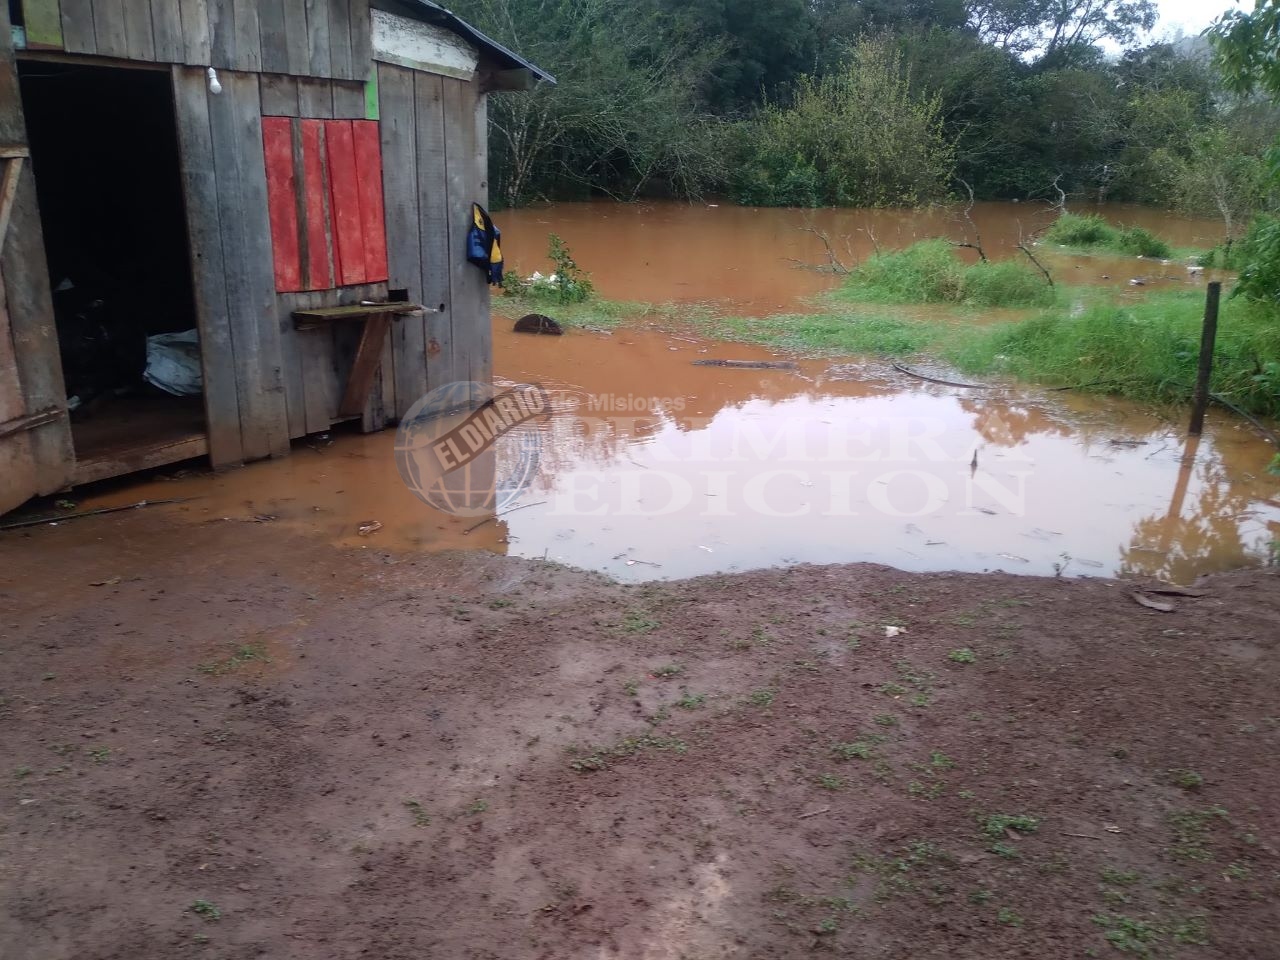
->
<box><xmin>25</xmin><ymin>0</ymin><xmax>371</xmax><ymax>79</ymax></box>
<box><xmin>173</xmin><ymin>66</ymin><xmax>289</xmax><ymax>464</ymax></box>
<box><xmin>171</xmin><ymin>66</ymin><xmax>242</xmax><ymax>466</ymax></box>
<box><xmin>0</xmin><ymin>4</ymin><xmax>73</xmax><ymax>504</ymax></box>
<box><xmin>442</xmin><ymin>76</ymin><xmax>488</xmax><ymax>387</ymax></box>
<box><xmin>413</xmin><ymin>71</ymin><xmax>452</xmax><ymax>398</ymax></box>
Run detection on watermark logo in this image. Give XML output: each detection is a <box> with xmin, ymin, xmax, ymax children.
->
<box><xmin>395</xmin><ymin>381</ymin><xmax>549</xmax><ymax>516</ymax></box>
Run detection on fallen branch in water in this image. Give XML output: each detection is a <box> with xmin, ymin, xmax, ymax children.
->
<box><xmin>803</xmin><ymin>225</ymin><xmax>853</xmax><ymax>274</ymax></box>
<box><xmin>891</xmin><ymin>362</ymin><xmax>989</xmax><ymax>389</ymax></box>
<box><xmin>693</xmin><ymin>359</ymin><xmax>799</xmax><ymax>370</ymax></box>
<box><xmin>1210</xmin><ymin>393</ymin><xmax>1280</xmax><ymax>445</ymax></box>
<box><xmin>463</xmin><ymin>500</ymin><xmax>546</xmax><ymax>535</ymax></box>
<box><xmin>0</xmin><ymin>498</ymin><xmax>196</xmax><ymax>532</ymax></box>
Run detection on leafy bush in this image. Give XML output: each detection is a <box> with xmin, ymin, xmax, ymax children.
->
<box><xmin>731</xmin><ymin>40</ymin><xmax>954</xmax><ymax>208</ymax></box>
<box><xmin>838</xmin><ymin>240</ymin><xmax>1056</xmax><ymax>308</ymax></box>
<box><xmin>501</xmin><ymin>234</ymin><xmax>594</xmax><ymax>304</ymax></box>
<box><xmin>1231</xmin><ymin>215</ymin><xmax>1280</xmax><ymax>302</ymax></box>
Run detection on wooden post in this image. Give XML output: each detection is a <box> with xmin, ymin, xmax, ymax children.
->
<box><xmin>1188</xmin><ymin>281</ymin><xmax>1222</xmax><ymax>436</ymax></box>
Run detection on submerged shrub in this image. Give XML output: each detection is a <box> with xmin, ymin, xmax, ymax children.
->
<box><xmin>1115</xmin><ymin>227</ymin><xmax>1173</xmax><ymax>259</ymax></box>
<box><xmin>961</xmin><ymin>260</ymin><xmax>1059</xmax><ymax>307</ymax></box>
<box><xmin>1044</xmin><ymin>214</ymin><xmax>1174</xmax><ymax>259</ymax></box>
<box><xmin>1044</xmin><ymin>213</ymin><xmax>1119</xmax><ymax>247</ymax></box>
<box><xmin>501</xmin><ymin>233</ymin><xmax>594</xmax><ymax>304</ymax></box>
<box><xmin>839</xmin><ymin>240</ymin><xmax>1054</xmax><ymax>308</ymax></box>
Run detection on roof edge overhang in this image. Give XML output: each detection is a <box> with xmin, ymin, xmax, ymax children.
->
<box><xmin>372</xmin><ymin>0</ymin><xmax>555</xmax><ymax>90</ymax></box>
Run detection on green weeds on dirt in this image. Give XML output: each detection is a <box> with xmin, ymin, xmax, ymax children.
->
<box><xmin>197</xmin><ymin>643</ymin><xmax>269</xmax><ymax>677</ymax></box>
<box><xmin>568</xmin><ymin>732</ymin><xmax>689</xmax><ymax>772</ymax></box>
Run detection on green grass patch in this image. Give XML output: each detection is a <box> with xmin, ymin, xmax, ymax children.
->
<box><xmin>713</xmin><ymin>310</ymin><xmax>933</xmax><ymax>356</ymax></box>
<box><xmin>835</xmin><ymin>239</ymin><xmax>1057</xmax><ymax>308</ymax></box>
<box><xmin>1043</xmin><ymin>213</ymin><xmax>1174</xmax><ymax>259</ymax></box>
<box><xmin>944</xmin><ymin>290</ymin><xmax>1280</xmax><ymax>418</ymax></box>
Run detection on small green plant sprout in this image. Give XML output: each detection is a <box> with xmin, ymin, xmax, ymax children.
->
<box><xmin>87</xmin><ymin>747</ymin><xmax>110</xmax><ymax>763</ymax></box>
<box><xmin>197</xmin><ymin>642</ymin><xmax>269</xmax><ymax>676</ymax></box>
<box><xmin>190</xmin><ymin>900</ymin><xmax>221</xmax><ymax>921</ymax></box>
<box><xmin>650</xmin><ymin>663</ymin><xmax>683</xmax><ymax>679</ymax></box>
<box><xmin>747</xmin><ymin>689</ymin><xmax>775</xmax><ymax>707</ymax></box>
<box><xmin>929</xmin><ymin>751</ymin><xmax>954</xmax><ymax>770</ymax></box>
<box><xmin>404</xmin><ymin>800</ymin><xmax>431</xmax><ymax>827</ymax></box>
<box><xmin>816</xmin><ymin>774</ymin><xmax>844</xmax><ymax>790</ymax></box>
<box><xmin>880</xmin><ymin>682</ymin><xmax>907</xmax><ymax>697</ymax></box>
<box><xmin>969</xmin><ymin>888</ymin><xmax>994</xmax><ymax>904</ymax></box>
<box><xmin>989</xmin><ymin>841</ymin><xmax>1020</xmax><ymax>859</ymax></box>
<box><xmin>14</xmin><ymin>766</ymin><xmax>32</xmax><ymax>779</ymax></box>
<box><xmin>622</xmin><ymin>679</ymin><xmax>640</xmax><ymax>697</ymax></box>
<box><xmin>1223</xmin><ymin>862</ymin><xmax>1250</xmax><ymax>881</ymax></box>
<box><xmin>873</xmin><ymin>713</ymin><xmax>898</xmax><ymax>727</ymax></box>
<box><xmin>622</xmin><ymin>610</ymin><xmax>660</xmax><ymax>634</ymax></box>
<box><xmin>982</xmin><ymin>813</ymin><xmax>1040</xmax><ymax>838</ymax></box>
<box><xmin>1172</xmin><ymin>769</ymin><xmax>1204</xmax><ymax>790</ymax></box>
<box><xmin>832</xmin><ymin>740</ymin><xmax>874</xmax><ymax>760</ymax></box>
<box><xmin>947</xmin><ymin>648</ymin><xmax>977</xmax><ymax>664</ymax></box>
<box><xmin>815</xmin><ymin>917</ymin><xmax>838</xmax><ymax>935</ymax></box>
<box><xmin>996</xmin><ymin>907</ymin><xmax>1024</xmax><ymax>927</ymax></box>
<box><xmin>1092</xmin><ymin>913</ymin><xmax>1158</xmax><ymax>953</ymax></box>
<box><xmin>675</xmin><ymin>691</ymin><xmax>706</xmax><ymax>709</ymax></box>
<box><xmin>1100</xmin><ymin>867</ymin><xmax>1140</xmax><ymax>886</ymax></box>
<box><xmin>466</xmin><ymin>799</ymin><xmax>488</xmax><ymax>815</ymax></box>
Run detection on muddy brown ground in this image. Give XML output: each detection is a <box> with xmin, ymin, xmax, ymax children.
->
<box><xmin>2</xmin><ymin>508</ymin><xmax>1278</xmax><ymax>959</ymax></box>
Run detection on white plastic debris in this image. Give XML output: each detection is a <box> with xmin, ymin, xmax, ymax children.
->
<box><xmin>143</xmin><ymin>330</ymin><xmax>202</xmax><ymax>396</ymax></box>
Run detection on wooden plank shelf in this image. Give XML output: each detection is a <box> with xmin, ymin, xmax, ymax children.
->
<box><xmin>291</xmin><ymin>301</ymin><xmax>427</xmax><ymax>418</ymax></box>
<box><xmin>291</xmin><ymin>300</ymin><xmax>422</xmax><ymax>329</ymax></box>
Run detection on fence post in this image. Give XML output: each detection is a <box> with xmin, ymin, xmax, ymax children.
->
<box><xmin>1188</xmin><ymin>281</ymin><xmax>1222</xmax><ymax>436</ymax></box>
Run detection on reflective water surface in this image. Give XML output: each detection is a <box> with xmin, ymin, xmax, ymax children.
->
<box><xmin>63</xmin><ymin>202</ymin><xmax>1278</xmax><ymax>583</ymax></box>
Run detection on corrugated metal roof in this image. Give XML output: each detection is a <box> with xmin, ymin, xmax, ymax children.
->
<box><xmin>379</xmin><ymin>0</ymin><xmax>556</xmax><ymax>85</ymax></box>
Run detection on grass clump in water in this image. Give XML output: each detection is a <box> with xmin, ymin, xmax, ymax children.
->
<box><xmin>836</xmin><ymin>240</ymin><xmax>1057</xmax><ymax>309</ymax></box>
<box><xmin>1043</xmin><ymin>213</ymin><xmax>1173</xmax><ymax>259</ymax></box>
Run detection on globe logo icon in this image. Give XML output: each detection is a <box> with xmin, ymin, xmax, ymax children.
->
<box><xmin>395</xmin><ymin>381</ymin><xmax>547</xmax><ymax>516</ymax></box>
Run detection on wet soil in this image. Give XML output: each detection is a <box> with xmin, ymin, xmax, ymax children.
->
<box><xmin>2</xmin><ymin>509</ymin><xmax>1279</xmax><ymax>959</ymax></box>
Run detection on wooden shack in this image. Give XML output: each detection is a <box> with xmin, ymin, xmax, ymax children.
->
<box><xmin>0</xmin><ymin>0</ymin><xmax>549</xmax><ymax>514</ymax></box>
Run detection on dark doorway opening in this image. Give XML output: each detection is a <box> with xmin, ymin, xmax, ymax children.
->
<box><xmin>17</xmin><ymin>60</ymin><xmax>206</xmax><ymax>483</ymax></box>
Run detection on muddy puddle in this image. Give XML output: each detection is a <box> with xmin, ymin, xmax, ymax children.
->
<box><xmin>60</xmin><ymin>316</ymin><xmax>1279</xmax><ymax>585</ymax></box>
<box><xmin>499</xmin><ymin>200</ymin><xmax>1225</xmax><ymax>314</ymax></box>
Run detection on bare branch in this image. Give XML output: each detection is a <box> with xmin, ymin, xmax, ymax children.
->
<box><xmin>1016</xmin><ymin>219</ymin><xmax>1055</xmax><ymax>288</ymax></box>
<box><xmin>797</xmin><ymin>225</ymin><xmax>853</xmax><ymax>275</ymax></box>
<box><xmin>950</xmin><ymin>178</ymin><xmax>988</xmax><ymax>262</ymax></box>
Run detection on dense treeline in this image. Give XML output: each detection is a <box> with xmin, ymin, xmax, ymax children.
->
<box><xmin>453</xmin><ymin>0</ymin><xmax>1277</xmax><ymax>226</ymax></box>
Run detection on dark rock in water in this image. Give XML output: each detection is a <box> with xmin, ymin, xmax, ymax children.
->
<box><xmin>514</xmin><ymin>314</ymin><xmax>563</xmax><ymax>335</ymax></box>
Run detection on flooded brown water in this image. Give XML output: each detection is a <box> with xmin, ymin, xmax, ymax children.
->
<box><xmin>44</xmin><ymin>202</ymin><xmax>1277</xmax><ymax>584</ymax></box>
<box><xmin>500</xmin><ymin>200</ymin><xmax>1225</xmax><ymax>314</ymax></box>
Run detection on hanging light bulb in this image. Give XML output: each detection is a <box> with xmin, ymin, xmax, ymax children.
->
<box><xmin>207</xmin><ymin>67</ymin><xmax>222</xmax><ymax>95</ymax></box>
